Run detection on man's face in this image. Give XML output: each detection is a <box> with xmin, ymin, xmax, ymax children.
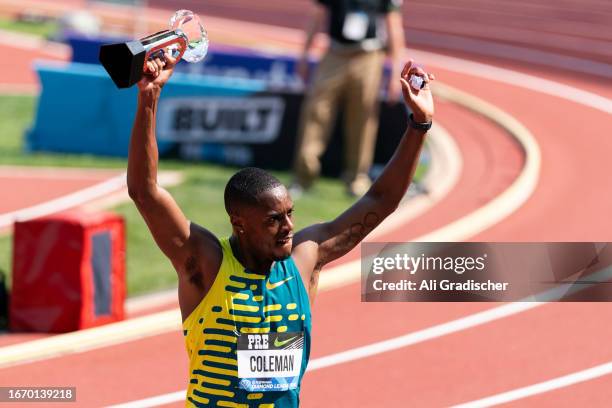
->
<box><xmin>239</xmin><ymin>186</ymin><xmax>295</xmax><ymax>262</ymax></box>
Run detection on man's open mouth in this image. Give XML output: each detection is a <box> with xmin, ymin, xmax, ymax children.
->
<box><xmin>276</xmin><ymin>236</ymin><xmax>293</xmax><ymax>245</ymax></box>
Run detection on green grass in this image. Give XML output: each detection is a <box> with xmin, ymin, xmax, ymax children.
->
<box><xmin>0</xmin><ymin>94</ymin><xmax>427</xmax><ymax>296</ymax></box>
<box><xmin>0</xmin><ymin>18</ymin><xmax>58</xmax><ymax>38</ymax></box>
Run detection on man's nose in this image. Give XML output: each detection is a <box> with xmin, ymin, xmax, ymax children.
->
<box><xmin>283</xmin><ymin>214</ymin><xmax>294</xmax><ymax>232</ymax></box>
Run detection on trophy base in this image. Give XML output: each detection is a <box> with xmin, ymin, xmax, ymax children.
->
<box><xmin>99</xmin><ymin>41</ymin><xmax>146</xmax><ymax>89</ymax></box>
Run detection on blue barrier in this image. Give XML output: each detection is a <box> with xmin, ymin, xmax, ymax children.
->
<box><xmin>30</xmin><ymin>38</ymin><xmax>406</xmax><ymax>173</ymax></box>
<box><xmin>27</xmin><ymin>62</ymin><xmax>266</xmax><ymax>157</ymax></box>
<box><xmin>67</xmin><ymin>34</ymin><xmax>129</xmax><ymax>66</ymax></box>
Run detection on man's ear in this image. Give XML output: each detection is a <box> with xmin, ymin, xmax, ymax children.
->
<box><xmin>229</xmin><ymin>213</ymin><xmax>245</xmax><ymax>234</ymax></box>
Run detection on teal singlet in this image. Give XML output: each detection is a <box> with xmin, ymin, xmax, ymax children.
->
<box><xmin>183</xmin><ymin>237</ymin><xmax>312</xmax><ymax>407</ymax></box>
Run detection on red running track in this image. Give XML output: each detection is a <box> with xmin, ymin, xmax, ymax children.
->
<box><xmin>0</xmin><ymin>168</ymin><xmax>122</xmax><ymax>214</ymax></box>
<box><xmin>0</xmin><ymin>62</ymin><xmax>535</xmax><ymax>407</ymax></box>
<box><xmin>2</xmin><ymin>1</ymin><xmax>612</xmax><ymax>406</ymax></box>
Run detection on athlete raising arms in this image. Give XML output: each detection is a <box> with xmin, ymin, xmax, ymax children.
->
<box><xmin>127</xmin><ymin>53</ymin><xmax>434</xmax><ymax>407</ymax></box>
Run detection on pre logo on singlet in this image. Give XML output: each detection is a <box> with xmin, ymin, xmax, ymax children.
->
<box><xmin>237</xmin><ymin>332</ymin><xmax>304</xmax><ymax>392</ymax></box>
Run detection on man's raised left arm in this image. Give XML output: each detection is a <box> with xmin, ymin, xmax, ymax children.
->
<box><xmin>292</xmin><ymin>60</ymin><xmax>435</xmax><ymax>297</ymax></box>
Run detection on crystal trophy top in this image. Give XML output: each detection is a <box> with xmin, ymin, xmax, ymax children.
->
<box><xmin>170</xmin><ymin>9</ymin><xmax>208</xmax><ymax>63</ymax></box>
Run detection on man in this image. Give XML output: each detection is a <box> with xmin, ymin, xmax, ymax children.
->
<box><xmin>128</xmin><ymin>54</ymin><xmax>434</xmax><ymax>406</ymax></box>
<box><xmin>292</xmin><ymin>0</ymin><xmax>406</xmax><ymax>196</ymax></box>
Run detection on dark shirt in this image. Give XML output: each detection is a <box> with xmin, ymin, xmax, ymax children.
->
<box><xmin>317</xmin><ymin>0</ymin><xmax>402</xmax><ymax>45</ymax></box>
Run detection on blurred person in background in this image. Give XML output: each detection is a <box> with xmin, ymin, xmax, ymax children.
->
<box><xmin>128</xmin><ymin>50</ymin><xmax>433</xmax><ymax>406</ymax></box>
<box><xmin>292</xmin><ymin>0</ymin><xmax>406</xmax><ymax>197</ymax></box>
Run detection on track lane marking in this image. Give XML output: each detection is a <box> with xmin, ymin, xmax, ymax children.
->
<box><xmin>0</xmin><ymin>173</ymin><xmax>127</xmax><ymax>229</ymax></box>
<box><xmin>411</xmin><ymin>50</ymin><xmax>612</xmax><ymax>115</ymax></box>
<box><xmin>451</xmin><ymin>361</ymin><xmax>612</xmax><ymax>407</ymax></box>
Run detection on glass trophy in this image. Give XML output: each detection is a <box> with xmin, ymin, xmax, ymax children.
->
<box><xmin>99</xmin><ymin>10</ymin><xmax>208</xmax><ymax>88</ymax></box>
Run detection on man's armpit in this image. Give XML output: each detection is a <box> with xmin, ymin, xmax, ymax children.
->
<box><xmin>185</xmin><ymin>255</ymin><xmax>204</xmax><ymax>288</ymax></box>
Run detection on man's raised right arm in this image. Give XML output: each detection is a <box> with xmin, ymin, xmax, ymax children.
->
<box><xmin>127</xmin><ymin>56</ymin><xmax>221</xmax><ymax>278</ymax></box>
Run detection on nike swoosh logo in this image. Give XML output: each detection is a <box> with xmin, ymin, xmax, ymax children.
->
<box><xmin>274</xmin><ymin>336</ymin><xmax>298</xmax><ymax>347</ymax></box>
<box><xmin>266</xmin><ymin>276</ymin><xmax>294</xmax><ymax>290</ymax></box>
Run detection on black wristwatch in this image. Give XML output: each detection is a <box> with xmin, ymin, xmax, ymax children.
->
<box><xmin>409</xmin><ymin>113</ymin><xmax>432</xmax><ymax>132</ymax></box>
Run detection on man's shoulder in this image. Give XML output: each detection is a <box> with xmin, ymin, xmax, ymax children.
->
<box><xmin>189</xmin><ymin>222</ymin><xmax>222</xmax><ymax>248</ymax></box>
<box><xmin>184</xmin><ymin>222</ymin><xmax>223</xmax><ymax>271</ymax></box>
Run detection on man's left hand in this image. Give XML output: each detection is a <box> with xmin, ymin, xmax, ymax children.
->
<box><xmin>399</xmin><ymin>60</ymin><xmax>435</xmax><ymax>123</ymax></box>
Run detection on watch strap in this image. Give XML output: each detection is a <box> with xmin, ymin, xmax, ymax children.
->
<box><xmin>409</xmin><ymin>113</ymin><xmax>432</xmax><ymax>131</ymax></box>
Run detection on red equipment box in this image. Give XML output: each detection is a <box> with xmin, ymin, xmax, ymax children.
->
<box><xmin>10</xmin><ymin>210</ymin><xmax>125</xmax><ymax>332</ymax></box>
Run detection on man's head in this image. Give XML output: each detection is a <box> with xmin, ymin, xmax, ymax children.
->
<box><xmin>224</xmin><ymin>168</ymin><xmax>294</xmax><ymax>262</ymax></box>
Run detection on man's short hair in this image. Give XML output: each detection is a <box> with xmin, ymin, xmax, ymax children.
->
<box><xmin>224</xmin><ymin>167</ymin><xmax>283</xmax><ymax>214</ymax></box>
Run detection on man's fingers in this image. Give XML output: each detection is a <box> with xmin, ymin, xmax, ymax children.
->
<box><xmin>153</xmin><ymin>57</ymin><xmax>165</xmax><ymax>71</ymax></box>
<box><xmin>145</xmin><ymin>61</ymin><xmax>160</xmax><ymax>77</ymax></box>
<box><xmin>164</xmin><ymin>52</ymin><xmax>178</xmax><ymax>67</ymax></box>
<box><xmin>401</xmin><ymin>60</ymin><xmax>414</xmax><ymax>79</ymax></box>
<box><xmin>409</xmin><ymin>66</ymin><xmax>427</xmax><ymax>78</ymax></box>
<box><xmin>400</xmin><ymin>78</ymin><xmax>413</xmax><ymax>96</ymax></box>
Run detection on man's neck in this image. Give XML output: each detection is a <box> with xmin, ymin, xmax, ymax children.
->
<box><xmin>229</xmin><ymin>235</ymin><xmax>273</xmax><ymax>274</ymax></box>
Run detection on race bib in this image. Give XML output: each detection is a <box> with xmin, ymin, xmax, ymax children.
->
<box><xmin>237</xmin><ymin>332</ymin><xmax>304</xmax><ymax>392</ymax></box>
<box><xmin>342</xmin><ymin>12</ymin><xmax>369</xmax><ymax>41</ymax></box>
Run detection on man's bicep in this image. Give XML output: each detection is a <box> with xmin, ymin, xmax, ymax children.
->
<box><xmin>316</xmin><ymin>196</ymin><xmax>387</xmax><ymax>266</ymax></box>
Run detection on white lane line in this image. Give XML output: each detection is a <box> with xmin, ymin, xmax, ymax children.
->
<box><xmin>106</xmin><ymin>391</ymin><xmax>186</xmax><ymax>408</ymax></box>
<box><xmin>125</xmin><ymin>288</ymin><xmax>178</xmax><ymax>315</ymax></box>
<box><xmin>452</xmin><ymin>361</ymin><xmax>612</xmax><ymax>407</ymax></box>
<box><xmin>406</xmin><ymin>29</ymin><xmax>612</xmax><ymax>79</ymax></box>
<box><xmin>411</xmin><ymin>50</ymin><xmax>612</xmax><ymax>115</ymax></box>
<box><xmin>0</xmin><ymin>166</ymin><xmax>120</xmax><ymax>180</ymax></box>
<box><xmin>306</xmin><ymin>302</ymin><xmax>538</xmax><ymax>371</ymax></box>
<box><xmin>0</xmin><ymin>173</ymin><xmax>127</xmax><ymax>229</ymax></box>
<box><xmin>0</xmin><ymin>310</ymin><xmax>182</xmax><ymax>369</ymax></box>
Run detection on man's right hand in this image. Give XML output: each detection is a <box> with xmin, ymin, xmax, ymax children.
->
<box><xmin>137</xmin><ymin>50</ymin><xmax>178</xmax><ymax>92</ymax></box>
